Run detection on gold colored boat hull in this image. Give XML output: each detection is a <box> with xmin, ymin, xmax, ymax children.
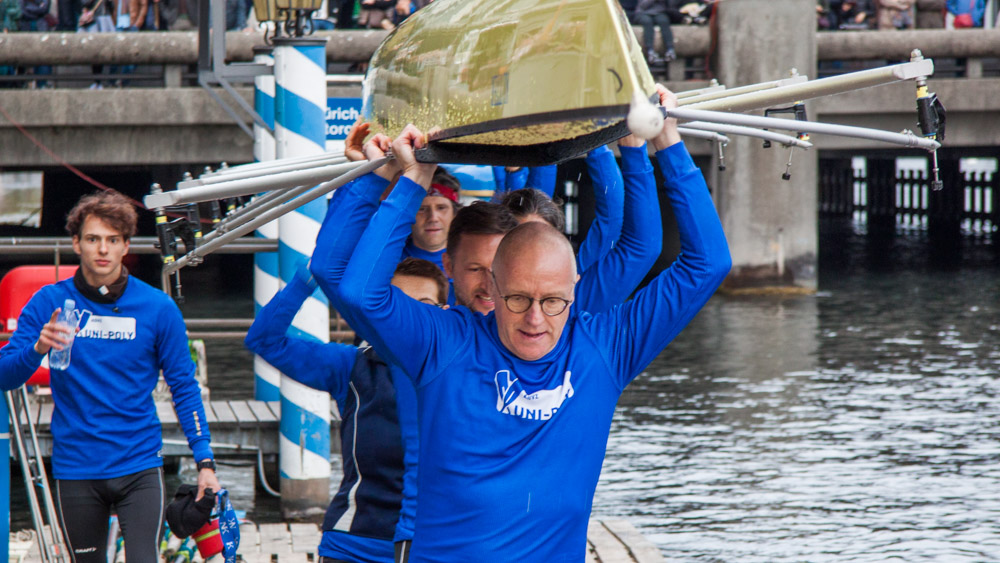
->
<box><xmin>362</xmin><ymin>0</ymin><xmax>656</xmax><ymax>165</ymax></box>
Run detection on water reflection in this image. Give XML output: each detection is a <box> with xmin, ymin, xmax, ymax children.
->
<box><xmin>594</xmin><ymin>262</ymin><xmax>1000</xmax><ymax>561</ymax></box>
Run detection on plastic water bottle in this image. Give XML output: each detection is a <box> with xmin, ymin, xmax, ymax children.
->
<box><xmin>48</xmin><ymin>299</ymin><xmax>76</xmax><ymax>370</ymax></box>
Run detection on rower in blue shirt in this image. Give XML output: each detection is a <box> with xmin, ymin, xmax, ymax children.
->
<box><xmin>337</xmin><ymin>85</ymin><xmax>732</xmax><ymax>561</ymax></box>
<box><xmin>0</xmin><ymin>191</ymin><xmax>220</xmax><ymax>562</ymax></box>
<box><xmin>246</xmin><ymin>256</ymin><xmax>447</xmax><ymax>563</ymax></box>
<box><xmin>401</xmin><ymin>168</ymin><xmax>462</xmax><ymax>273</ymax></box>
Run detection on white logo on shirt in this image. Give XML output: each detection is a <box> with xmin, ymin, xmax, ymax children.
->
<box><xmin>494</xmin><ymin>369</ymin><xmax>574</xmax><ymax>420</ymax></box>
<box><xmin>76</xmin><ymin>311</ymin><xmax>136</xmax><ymax>341</ymax></box>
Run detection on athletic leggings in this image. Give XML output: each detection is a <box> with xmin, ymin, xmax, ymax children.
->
<box><xmin>55</xmin><ymin>467</ymin><xmax>165</xmax><ymax>563</ymax></box>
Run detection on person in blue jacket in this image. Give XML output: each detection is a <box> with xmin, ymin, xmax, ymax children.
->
<box><xmin>947</xmin><ymin>0</ymin><xmax>986</xmax><ymax>27</ymax></box>
<box><xmin>307</xmin><ymin>131</ymin><xmax>458</xmax><ymax>562</ymax></box>
<box><xmin>401</xmin><ymin>167</ymin><xmax>462</xmax><ymax>272</ymax></box>
<box><xmin>0</xmin><ymin>191</ymin><xmax>220</xmax><ymax>563</ymax></box>
<box><xmin>246</xmin><ymin>256</ymin><xmax>447</xmax><ymax>563</ymax></box>
<box><xmin>337</xmin><ymin>85</ymin><xmax>731</xmax><ymax>561</ymax></box>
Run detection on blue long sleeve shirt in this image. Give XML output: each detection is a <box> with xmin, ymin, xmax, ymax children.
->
<box><xmin>308</xmin><ymin>173</ymin><xmax>421</xmax><ymax>543</ymax></box>
<box><xmin>338</xmin><ymin>141</ymin><xmax>731</xmax><ymax>562</ymax></box>
<box><xmin>0</xmin><ymin>276</ymin><xmax>213</xmax><ymax>479</ymax></box>
<box><xmin>574</xmin><ymin>143</ymin><xmax>662</xmax><ymax>314</ymax></box>
<box><xmin>576</xmin><ymin>145</ymin><xmax>625</xmax><ymax>273</ymax></box>
<box><xmin>491</xmin><ymin>165</ymin><xmax>557</xmax><ymax>199</ymax></box>
<box><xmin>401</xmin><ymin>240</ymin><xmax>445</xmax><ymax>273</ymax></box>
<box><xmin>245</xmin><ymin>267</ymin><xmax>418</xmax><ymax>561</ymax></box>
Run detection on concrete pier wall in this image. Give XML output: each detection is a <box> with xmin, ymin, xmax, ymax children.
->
<box><xmin>712</xmin><ymin>0</ymin><xmax>819</xmax><ymax>290</ymax></box>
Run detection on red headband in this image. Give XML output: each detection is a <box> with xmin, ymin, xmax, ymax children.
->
<box><xmin>428</xmin><ymin>183</ymin><xmax>458</xmax><ymax>203</ymax></box>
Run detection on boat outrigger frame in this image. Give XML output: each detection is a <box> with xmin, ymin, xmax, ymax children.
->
<box><xmin>144</xmin><ymin>52</ymin><xmax>944</xmax><ymax>298</ymax></box>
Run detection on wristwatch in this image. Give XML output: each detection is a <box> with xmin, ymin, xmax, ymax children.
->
<box><xmin>197</xmin><ymin>459</ymin><xmax>216</xmax><ymax>472</ymax></box>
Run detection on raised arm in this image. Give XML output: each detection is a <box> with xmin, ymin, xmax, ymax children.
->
<box><xmin>310</xmin><ymin>174</ymin><xmax>388</xmax><ymax>307</ymax></box>
<box><xmin>310</xmin><ymin>131</ymin><xmax>399</xmax><ymax>337</ymax></box>
<box><xmin>596</xmin><ymin>89</ymin><xmax>731</xmax><ymax>388</ymax></box>
<box><xmin>310</xmin><ymin>129</ymin><xmax>394</xmax><ymax>304</ymax></box>
<box><xmin>338</xmin><ymin>125</ymin><xmax>466</xmax><ymax>384</ymax></box>
<box><xmin>246</xmin><ymin>262</ymin><xmax>358</xmax><ymax>402</ymax></box>
<box><xmin>576</xmin><ymin>144</ymin><xmax>625</xmax><ymax>273</ymax></box>
<box><xmin>490</xmin><ymin>165</ymin><xmax>555</xmax><ymax>199</ymax></box>
<box><xmin>573</xmin><ymin>132</ymin><xmax>662</xmax><ymax>314</ymax></box>
<box><xmin>525</xmin><ymin>165</ymin><xmax>557</xmax><ymax>198</ymax></box>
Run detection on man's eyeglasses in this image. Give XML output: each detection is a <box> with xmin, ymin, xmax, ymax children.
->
<box><xmin>418</xmin><ymin>298</ymin><xmax>446</xmax><ymax>308</ymax></box>
<box><xmin>490</xmin><ymin>271</ymin><xmax>572</xmax><ymax>316</ymax></box>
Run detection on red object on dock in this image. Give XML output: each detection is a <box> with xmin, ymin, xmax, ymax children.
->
<box><xmin>0</xmin><ymin>265</ymin><xmax>79</xmax><ymax>386</ymax></box>
<box><xmin>193</xmin><ymin>518</ymin><xmax>224</xmax><ymax>558</ymax></box>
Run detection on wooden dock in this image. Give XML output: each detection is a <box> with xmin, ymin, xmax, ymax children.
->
<box><xmin>15</xmin><ymin>399</ymin><xmax>341</xmax><ymax>459</ymax></box>
<box><xmin>14</xmin><ymin>519</ymin><xmax>665</xmax><ymax>563</ymax></box>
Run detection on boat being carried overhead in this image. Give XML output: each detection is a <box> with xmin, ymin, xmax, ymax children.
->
<box><xmin>362</xmin><ymin>0</ymin><xmax>657</xmax><ymax>166</ymax></box>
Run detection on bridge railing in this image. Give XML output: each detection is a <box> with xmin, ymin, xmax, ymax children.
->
<box><xmin>0</xmin><ymin>28</ymin><xmax>997</xmax><ymax>87</ymax></box>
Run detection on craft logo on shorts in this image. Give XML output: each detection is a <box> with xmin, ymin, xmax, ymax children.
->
<box><xmin>494</xmin><ymin>369</ymin><xmax>574</xmax><ymax>421</ymax></box>
<box><xmin>75</xmin><ymin>311</ymin><xmax>136</xmax><ymax>341</ymax></box>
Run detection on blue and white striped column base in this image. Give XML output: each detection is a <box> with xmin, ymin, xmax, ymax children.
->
<box><xmin>274</xmin><ymin>36</ymin><xmax>331</xmax><ymax>518</ymax></box>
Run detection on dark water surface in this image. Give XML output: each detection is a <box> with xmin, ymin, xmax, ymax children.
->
<box><xmin>10</xmin><ymin>227</ymin><xmax>999</xmax><ymax>560</ymax></box>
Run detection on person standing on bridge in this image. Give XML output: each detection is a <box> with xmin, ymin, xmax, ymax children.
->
<box><xmin>0</xmin><ymin>191</ymin><xmax>220</xmax><ymax>563</ymax></box>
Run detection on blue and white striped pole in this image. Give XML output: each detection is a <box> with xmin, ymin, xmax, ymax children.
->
<box><xmin>252</xmin><ymin>46</ymin><xmax>281</xmax><ymax>402</ymax></box>
<box><xmin>273</xmin><ymin>36</ymin><xmax>331</xmax><ymax>517</ymax></box>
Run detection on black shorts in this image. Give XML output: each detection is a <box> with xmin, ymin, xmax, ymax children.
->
<box><xmin>55</xmin><ymin>467</ymin><xmax>166</xmax><ymax>563</ymax></box>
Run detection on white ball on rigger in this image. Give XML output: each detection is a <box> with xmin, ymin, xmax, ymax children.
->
<box><xmin>626</xmin><ymin>90</ymin><xmax>665</xmax><ymax>140</ymax></box>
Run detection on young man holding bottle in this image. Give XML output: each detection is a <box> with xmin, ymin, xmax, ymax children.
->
<box><xmin>0</xmin><ymin>191</ymin><xmax>219</xmax><ymax>563</ymax></box>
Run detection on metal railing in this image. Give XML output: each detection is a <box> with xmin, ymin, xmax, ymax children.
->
<box><xmin>1</xmin><ymin>28</ymin><xmax>996</xmax><ymax>87</ymax></box>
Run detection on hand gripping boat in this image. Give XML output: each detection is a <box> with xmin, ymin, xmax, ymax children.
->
<box><xmin>361</xmin><ymin>0</ymin><xmax>658</xmax><ymax>166</ymax></box>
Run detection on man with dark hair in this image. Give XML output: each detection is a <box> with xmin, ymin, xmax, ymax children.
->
<box><xmin>338</xmin><ymin>86</ymin><xmax>731</xmax><ymax>560</ymax></box>
<box><xmin>499</xmin><ymin>188</ymin><xmax>566</xmax><ymax>232</ymax></box>
<box><xmin>0</xmin><ymin>191</ymin><xmax>219</xmax><ymax>563</ymax></box>
<box><xmin>442</xmin><ymin>201</ymin><xmax>519</xmax><ymax>314</ymax></box>
<box><xmin>246</xmin><ymin>256</ymin><xmax>446</xmax><ymax>563</ymax></box>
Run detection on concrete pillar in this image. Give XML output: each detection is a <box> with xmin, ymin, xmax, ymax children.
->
<box><xmin>252</xmin><ymin>47</ymin><xmax>281</xmax><ymax>402</ymax></box>
<box><xmin>273</xmin><ymin>36</ymin><xmax>331</xmax><ymax>519</ymax></box>
<box><xmin>712</xmin><ymin>0</ymin><xmax>818</xmax><ymax>290</ymax></box>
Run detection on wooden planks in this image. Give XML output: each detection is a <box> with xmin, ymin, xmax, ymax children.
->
<box><xmin>229</xmin><ymin>400</ymin><xmax>257</xmax><ymax>426</ymax></box>
<box><xmin>17</xmin><ymin>519</ymin><xmax>663</xmax><ymax>562</ymax></box>
<box><xmin>30</xmin><ymin>399</ymin><xmax>283</xmax><ymax>428</ymax></box>
<box><xmin>601</xmin><ymin>519</ymin><xmax>666</xmax><ymax>563</ymax></box>
<box><xmin>588</xmin><ymin>518</ymin><xmax>634</xmax><ymax>562</ymax></box>
<box><xmin>211</xmin><ymin>400</ymin><xmax>238</xmax><ymax>424</ymax></box>
<box><xmin>247</xmin><ymin>400</ymin><xmax>278</xmax><ymax>424</ymax></box>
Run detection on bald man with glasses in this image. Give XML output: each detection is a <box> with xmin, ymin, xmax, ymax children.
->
<box><xmin>338</xmin><ymin>87</ymin><xmax>732</xmax><ymax>562</ymax></box>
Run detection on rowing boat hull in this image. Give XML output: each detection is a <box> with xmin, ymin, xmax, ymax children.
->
<box><xmin>362</xmin><ymin>0</ymin><xmax>656</xmax><ymax>165</ymax></box>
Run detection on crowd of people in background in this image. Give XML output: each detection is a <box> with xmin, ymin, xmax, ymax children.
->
<box><xmin>817</xmin><ymin>0</ymin><xmax>990</xmax><ymax>31</ymax></box>
<box><xmin>0</xmin><ymin>0</ymin><xmax>993</xmax><ymax>37</ymax></box>
<box><xmin>0</xmin><ymin>0</ymin><xmax>996</xmax><ymax>88</ymax></box>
